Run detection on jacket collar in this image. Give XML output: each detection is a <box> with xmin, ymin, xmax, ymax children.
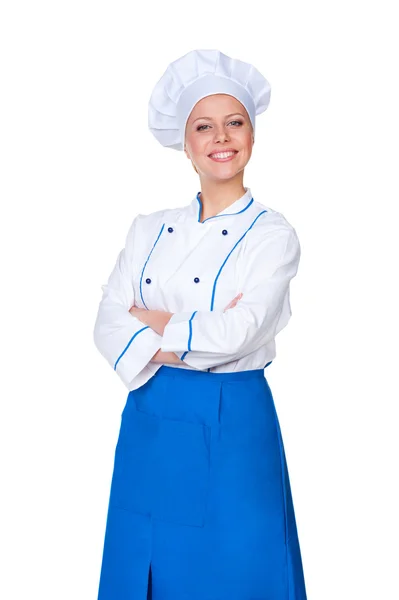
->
<box><xmin>188</xmin><ymin>187</ymin><xmax>254</xmax><ymax>223</ymax></box>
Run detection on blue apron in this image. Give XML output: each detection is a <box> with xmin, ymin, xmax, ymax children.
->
<box><xmin>97</xmin><ymin>366</ymin><xmax>307</xmax><ymax>599</ymax></box>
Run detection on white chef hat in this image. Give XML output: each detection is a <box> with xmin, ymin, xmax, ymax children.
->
<box><xmin>148</xmin><ymin>49</ymin><xmax>271</xmax><ymax>151</ymax></box>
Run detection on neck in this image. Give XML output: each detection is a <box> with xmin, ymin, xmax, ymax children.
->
<box><xmin>198</xmin><ymin>175</ymin><xmax>247</xmax><ymax>221</ymax></box>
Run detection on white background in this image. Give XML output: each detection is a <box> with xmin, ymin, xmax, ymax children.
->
<box><xmin>1</xmin><ymin>1</ymin><xmax>398</xmax><ymax>598</ymax></box>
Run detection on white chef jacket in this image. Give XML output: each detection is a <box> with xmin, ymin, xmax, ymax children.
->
<box><xmin>93</xmin><ymin>187</ymin><xmax>301</xmax><ymax>391</ymax></box>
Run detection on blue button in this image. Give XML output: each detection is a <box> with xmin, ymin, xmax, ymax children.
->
<box><xmin>168</xmin><ymin>227</ymin><xmax>173</xmax><ymax>233</ymax></box>
<box><xmin>194</xmin><ymin>277</ymin><xmax>200</xmax><ymax>283</ymax></box>
<box><xmin>146</xmin><ymin>278</ymin><xmax>151</xmax><ymax>284</ymax></box>
<box><xmin>222</xmin><ymin>229</ymin><xmax>228</xmax><ymax>235</ymax></box>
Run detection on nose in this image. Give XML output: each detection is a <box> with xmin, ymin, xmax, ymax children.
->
<box><xmin>213</xmin><ymin>125</ymin><xmax>230</xmax><ymax>143</ymax></box>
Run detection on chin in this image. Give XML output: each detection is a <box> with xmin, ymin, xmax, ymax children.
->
<box><xmin>207</xmin><ymin>172</ymin><xmax>241</xmax><ymax>183</ymax></box>
<box><xmin>206</xmin><ymin>162</ymin><xmax>244</xmax><ymax>175</ymax></box>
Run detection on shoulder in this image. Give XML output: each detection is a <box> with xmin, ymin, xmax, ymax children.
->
<box><xmin>134</xmin><ymin>206</ymin><xmax>179</xmax><ymax>228</ymax></box>
<box><xmin>139</xmin><ymin>201</ymin><xmax>189</xmax><ymax>226</ymax></box>
<box><xmin>236</xmin><ymin>201</ymin><xmax>301</xmax><ymax>283</ymax></box>
<box><xmin>126</xmin><ymin>206</ymin><xmax>180</xmax><ymax>240</ymax></box>
<box><xmin>248</xmin><ymin>200</ymin><xmax>300</xmax><ymax>248</ymax></box>
<box><xmin>237</xmin><ymin>200</ymin><xmax>301</xmax><ymax>272</ymax></box>
<box><xmin>252</xmin><ymin>199</ymin><xmax>296</xmax><ymax>231</ymax></box>
<box><xmin>124</xmin><ymin>206</ymin><xmax>184</xmax><ymax>257</ymax></box>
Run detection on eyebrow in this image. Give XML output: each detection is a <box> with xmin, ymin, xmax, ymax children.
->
<box><xmin>192</xmin><ymin>112</ymin><xmax>246</xmax><ymax>124</ymax></box>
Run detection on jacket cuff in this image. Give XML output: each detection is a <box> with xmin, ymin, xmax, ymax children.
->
<box><xmin>161</xmin><ymin>311</ymin><xmax>194</xmax><ymax>352</ymax></box>
<box><xmin>115</xmin><ymin>326</ymin><xmax>162</xmax><ymax>388</ymax></box>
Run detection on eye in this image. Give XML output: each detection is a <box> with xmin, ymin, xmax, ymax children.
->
<box><xmin>196</xmin><ymin>120</ymin><xmax>243</xmax><ymax>132</ymax></box>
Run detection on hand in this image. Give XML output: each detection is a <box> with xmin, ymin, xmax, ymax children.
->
<box><xmin>129</xmin><ymin>305</ymin><xmax>147</xmax><ymax>318</ymax></box>
<box><xmin>129</xmin><ymin>304</ymin><xmax>173</xmax><ymax>336</ymax></box>
<box><xmin>151</xmin><ymin>348</ymin><xmax>182</xmax><ymax>365</ymax></box>
<box><xmin>223</xmin><ymin>292</ymin><xmax>243</xmax><ymax>312</ymax></box>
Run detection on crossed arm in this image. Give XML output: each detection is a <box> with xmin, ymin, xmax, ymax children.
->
<box><xmin>129</xmin><ymin>293</ymin><xmax>243</xmax><ymax>364</ymax></box>
<box><xmin>94</xmin><ymin>218</ymin><xmax>299</xmax><ymax>384</ymax></box>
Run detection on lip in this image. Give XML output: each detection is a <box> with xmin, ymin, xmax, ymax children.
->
<box><xmin>208</xmin><ymin>149</ymin><xmax>238</xmax><ymax>162</ymax></box>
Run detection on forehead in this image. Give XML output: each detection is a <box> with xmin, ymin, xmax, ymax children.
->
<box><xmin>187</xmin><ymin>94</ymin><xmax>247</xmax><ymax>121</ymax></box>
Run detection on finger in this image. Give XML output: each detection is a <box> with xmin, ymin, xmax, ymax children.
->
<box><xmin>224</xmin><ymin>300</ymin><xmax>237</xmax><ymax>311</ymax></box>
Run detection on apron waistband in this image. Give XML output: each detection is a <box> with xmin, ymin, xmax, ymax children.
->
<box><xmin>154</xmin><ymin>365</ymin><xmax>266</xmax><ymax>383</ymax></box>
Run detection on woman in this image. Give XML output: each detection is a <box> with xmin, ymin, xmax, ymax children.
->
<box><xmin>94</xmin><ymin>49</ymin><xmax>307</xmax><ymax>600</ymax></box>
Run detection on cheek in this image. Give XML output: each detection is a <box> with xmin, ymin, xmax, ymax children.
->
<box><xmin>240</xmin><ymin>134</ymin><xmax>254</xmax><ymax>157</ymax></box>
<box><xmin>188</xmin><ymin>138</ymin><xmax>208</xmax><ymax>161</ymax></box>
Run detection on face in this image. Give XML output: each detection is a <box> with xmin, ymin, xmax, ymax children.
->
<box><xmin>184</xmin><ymin>94</ymin><xmax>254</xmax><ymax>181</ymax></box>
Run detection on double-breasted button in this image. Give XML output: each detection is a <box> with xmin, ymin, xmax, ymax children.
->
<box><xmin>194</xmin><ymin>277</ymin><xmax>200</xmax><ymax>283</ymax></box>
<box><xmin>168</xmin><ymin>227</ymin><xmax>174</xmax><ymax>233</ymax></box>
<box><xmin>222</xmin><ymin>229</ymin><xmax>228</xmax><ymax>235</ymax></box>
<box><xmin>145</xmin><ymin>278</ymin><xmax>151</xmax><ymax>284</ymax></box>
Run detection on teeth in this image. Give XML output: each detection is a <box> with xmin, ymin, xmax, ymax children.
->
<box><xmin>210</xmin><ymin>151</ymin><xmax>236</xmax><ymax>159</ymax></box>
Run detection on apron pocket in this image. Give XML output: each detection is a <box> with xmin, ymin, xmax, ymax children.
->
<box><xmin>109</xmin><ymin>398</ymin><xmax>211</xmax><ymax>528</ymax></box>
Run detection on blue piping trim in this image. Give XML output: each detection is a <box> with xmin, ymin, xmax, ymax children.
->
<box><xmin>209</xmin><ymin>210</ymin><xmax>268</xmax><ymax>310</ymax></box>
<box><xmin>196</xmin><ymin>192</ymin><xmax>254</xmax><ymax>223</ymax></box>
<box><xmin>183</xmin><ymin>209</ymin><xmax>269</xmax><ymax>371</ymax></box>
<box><xmin>114</xmin><ymin>326</ymin><xmax>150</xmax><ymax>370</ymax></box>
<box><xmin>179</xmin><ymin>310</ymin><xmax>197</xmax><ymax>361</ymax></box>
<box><xmin>139</xmin><ymin>223</ymin><xmax>165</xmax><ymax>309</ymax></box>
<box><xmin>187</xmin><ymin>310</ymin><xmax>197</xmax><ymax>350</ymax></box>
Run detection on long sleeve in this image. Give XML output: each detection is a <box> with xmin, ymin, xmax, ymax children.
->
<box><xmin>161</xmin><ymin>225</ymin><xmax>300</xmax><ymax>370</ymax></box>
<box><xmin>93</xmin><ymin>215</ymin><xmax>163</xmax><ymax>388</ymax></box>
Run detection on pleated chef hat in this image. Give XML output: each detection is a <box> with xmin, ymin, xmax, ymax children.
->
<box><xmin>148</xmin><ymin>49</ymin><xmax>271</xmax><ymax>151</ymax></box>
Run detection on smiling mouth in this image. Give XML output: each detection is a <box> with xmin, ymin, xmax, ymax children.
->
<box><xmin>208</xmin><ymin>151</ymin><xmax>238</xmax><ymax>162</ymax></box>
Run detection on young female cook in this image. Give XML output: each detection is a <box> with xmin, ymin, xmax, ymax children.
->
<box><xmin>94</xmin><ymin>48</ymin><xmax>308</xmax><ymax>600</ymax></box>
